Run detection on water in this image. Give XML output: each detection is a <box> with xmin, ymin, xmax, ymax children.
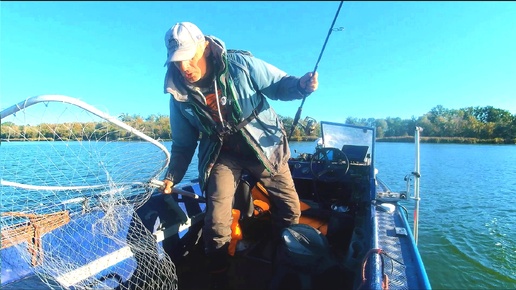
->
<box><xmin>2</xmin><ymin>141</ymin><xmax>515</xmax><ymax>289</ymax></box>
<box><xmin>1</xmin><ymin>141</ymin><xmax>168</xmax><ymax>216</ymax></box>
<box><xmin>355</xmin><ymin>142</ymin><xmax>515</xmax><ymax>290</ymax></box>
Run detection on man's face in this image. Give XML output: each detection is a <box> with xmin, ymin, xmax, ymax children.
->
<box><xmin>173</xmin><ymin>41</ymin><xmax>209</xmax><ymax>84</ymax></box>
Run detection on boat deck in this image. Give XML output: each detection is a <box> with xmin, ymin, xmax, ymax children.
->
<box><xmin>376</xmin><ymin>203</ymin><xmax>429</xmax><ymax>290</ymax></box>
<box><xmin>2</xmin><ymin>275</ymin><xmax>57</xmax><ymax>289</ymax></box>
<box><xmin>173</xmin><ymin>231</ymin><xmax>352</xmax><ymax>290</ymax></box>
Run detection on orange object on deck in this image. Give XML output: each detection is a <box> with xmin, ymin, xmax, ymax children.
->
<box><xmin>228</xmin><ymin>209</ymin><xmax>243</xmax><ymax>256</ymax></box>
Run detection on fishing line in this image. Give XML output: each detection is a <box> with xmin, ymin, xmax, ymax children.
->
<box><xmin>288</xmin><ymin>1</ymin><xmax>344</xmax><ymax>140</ymax></box>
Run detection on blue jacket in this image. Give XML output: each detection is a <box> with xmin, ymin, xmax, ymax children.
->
<box><xmin>163</xmin><ymin>36</ymin><xmax>309</xmax><ymax>191</ymax></box>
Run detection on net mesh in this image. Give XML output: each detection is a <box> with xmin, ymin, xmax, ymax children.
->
<box><xmin>1</xmin><ymin>96</ymin><xmax>178</xmax><ymax>289</ymax></box>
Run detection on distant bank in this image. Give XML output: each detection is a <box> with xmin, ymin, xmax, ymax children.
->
<box><xmin>376</xmin><ymin>136</ymin><xmax>515</xmax><ymax>144</ymax></box>
<box><xmin>289</xmin><ymin>136</ymin><xmax>516</xmax><ymax>144</ymax></box>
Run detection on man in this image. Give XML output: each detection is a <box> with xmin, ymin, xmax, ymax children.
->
<box><xmin>160</xmin><ymin>21</ymin><xmax>318</xmax><ymax>288</ymax></box>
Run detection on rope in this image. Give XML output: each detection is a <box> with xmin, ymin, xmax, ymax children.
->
<box><xmin>357</xmin><ymin>248</ymin><xmax>406</xmax><ymax>290</ymax></box>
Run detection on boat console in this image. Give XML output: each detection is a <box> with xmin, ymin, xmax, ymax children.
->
<box><xmin>289</xmin><ymin>122</ymin><xmax>374</xmax><ymax>205</ymax></box>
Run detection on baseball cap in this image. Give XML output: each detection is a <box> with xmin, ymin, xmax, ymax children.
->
<box><xmin>164</xmin><ymin>22</ymin><xmax>205</xmax><ymax>65</ymax></box>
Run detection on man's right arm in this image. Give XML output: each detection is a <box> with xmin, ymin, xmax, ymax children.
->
<box><xmin>161</xmin><ymin>100</ymin><xmax>199</xmax><ymax>194</ymax></box>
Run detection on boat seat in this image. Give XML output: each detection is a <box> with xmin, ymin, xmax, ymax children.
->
<box><xmin>233</xmin><ymin>174</ymin><xmax>329</xmax><ymax>235</ymax></box>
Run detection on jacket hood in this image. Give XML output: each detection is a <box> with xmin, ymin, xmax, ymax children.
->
<box><xmin>163</xmin><ymin>35</ymin><xmax>227</xmax><ymax>102</ymax></box>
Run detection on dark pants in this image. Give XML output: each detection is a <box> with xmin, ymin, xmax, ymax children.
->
<box><xmin>203</xmin><ymin>151</ymin><xmax>301</xmax><ymax>256</ymax></box>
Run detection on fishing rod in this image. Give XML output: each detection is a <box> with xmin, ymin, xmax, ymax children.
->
<box><xmin>288</xmin><ymin>1</ymin><xmax>344</xmax><ymax>140</ymax></box>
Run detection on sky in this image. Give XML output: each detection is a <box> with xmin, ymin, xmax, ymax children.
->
<box><xmin>1</xmin><ymin>1</ymin><xmax>515</xmax><ymax>124</ymax></box>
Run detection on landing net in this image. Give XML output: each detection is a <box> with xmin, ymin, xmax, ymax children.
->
<box><xmin>0</xmin><ymin>95</ymin><xmax>177</xmax><ymax>289</ymax></box>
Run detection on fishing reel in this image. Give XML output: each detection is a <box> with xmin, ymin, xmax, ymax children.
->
<box><xmin>297</xmin><ymin>116</ymin><xmax>317</xmax><ymax>135</ymax></box>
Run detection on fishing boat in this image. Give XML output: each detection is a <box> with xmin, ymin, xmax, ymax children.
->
<box><xmin>1</xmin><ymin>95</ymin><xmax>431</xmax><ymax>289</ymax></box>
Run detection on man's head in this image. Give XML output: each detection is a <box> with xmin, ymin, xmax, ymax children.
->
<box><xmin>164</xmin><ymin>22</ymin><xmax>210</xmax><ymax>84</ymax></box>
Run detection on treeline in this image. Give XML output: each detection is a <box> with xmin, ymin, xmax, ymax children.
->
<box><xmin>1</xmin><ymin>105</ymin><xmax>515</xmax><ymax>144</ymax></box>
<box><xmin>285</xmin><ymin>105</ymin><xmax>516</xmax><ymax>144</ymax></box>
<box><xmin>0</xmin><ymin>113</ymin><xmax>171</xmax><ymax>142</ymax></box>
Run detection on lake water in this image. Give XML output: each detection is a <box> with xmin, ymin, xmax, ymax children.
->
<box><xmin>2</xmin><ymin>141</ymin><xmax>515</xmax><ymax>289</ymax></box>
<box><xmin>302</xmin><ymin>141</ymin><xmax>515</xmax><ymax>289</ymax></box>
<box><xmin>181</xmin><ymin>141</ymin><xmax>516</xmax><ymax>289</ymax></box>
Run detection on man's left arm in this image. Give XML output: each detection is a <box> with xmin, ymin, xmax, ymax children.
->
<box><xmin>246</xmin><ymin>56</ymin><xmax>318</xmax><ymax>101</ymax></box>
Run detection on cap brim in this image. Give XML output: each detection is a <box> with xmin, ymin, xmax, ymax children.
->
<box><xmin>164</xmin><ymin>46</ymin><xmax>197</xmax><ymax>66</ymax></box>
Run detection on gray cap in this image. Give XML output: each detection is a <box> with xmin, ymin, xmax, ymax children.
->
<box><xmin>164</xmin><ymin>22</ymin><xmax>205</xmax><ymax>66</ymax></box>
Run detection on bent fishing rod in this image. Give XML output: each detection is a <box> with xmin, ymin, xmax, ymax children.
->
<box><xmin>288</xmin><ymin>1</ymin><xmax>344</xmax><ymax>140</ymax></box>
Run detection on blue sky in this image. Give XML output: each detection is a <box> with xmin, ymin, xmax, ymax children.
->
<box><xmin>1</xmin><ymin>1</ymin><xmax>515</xmax><ymax>123</ymax></box>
